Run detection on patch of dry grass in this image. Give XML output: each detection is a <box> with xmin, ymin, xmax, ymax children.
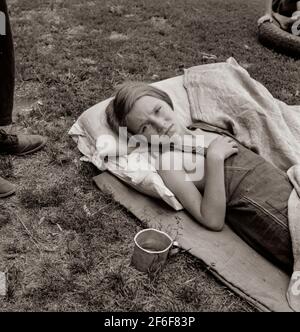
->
<box><xmin>2</xmin><ymin>0</ymin><xmax>299</xmax><ymax>312</ymax></box>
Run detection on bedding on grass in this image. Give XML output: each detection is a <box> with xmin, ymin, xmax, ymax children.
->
<box><xmin>69</xmin><ymin>57</ymin><xmax>300</xmax><ymax>311</ymax></box>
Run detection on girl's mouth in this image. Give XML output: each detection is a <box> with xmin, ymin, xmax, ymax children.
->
<box><xmin>164</xmin><ymin>124</ymin><xmax>174</xmax><ymax>135</ymax></box>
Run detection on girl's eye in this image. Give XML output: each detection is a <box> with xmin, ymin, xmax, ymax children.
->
<box><xmin>155</xmin><ymin>108</ymin><xmax>160</xmax><ymax>114</ymax></box>
<box><xmin>141</xmin><ymin>125</ymin><xmax>147</xmax><ymax>133</ymax></box>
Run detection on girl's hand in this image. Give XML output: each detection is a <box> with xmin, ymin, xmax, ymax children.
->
<box><xmin>207</xmin><ymin>136</ymin><xmax>239</xmax><ymax>161</ymax></box>
<box><xmin>257</xmin><ymin>14</ymin><xmax>273</xmax><ymax>26</ymax></box>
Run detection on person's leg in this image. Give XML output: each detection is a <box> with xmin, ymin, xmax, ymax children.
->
<box><xmin>225</xmin><ymin>145</ymin><xmax>300</xmax><ymax>310</ymax></box>
<box><xmin>0</xmin><ymin>1</ymin><xmax>46</xmax><ymax>198</ymax></box>
<box><xmin>0</xmin><ymin>0</ymin><xmax>14</xmax><ymax>126</ymax></box>
<box><xmin>225</xmin><ymin>144</ymin><xmax>294</xmax><ymax>273</ymax></box>
<box><xmin>0</xmin><ymin>0</ymin><xmax>15</xmax><ymax>198</ymax></box>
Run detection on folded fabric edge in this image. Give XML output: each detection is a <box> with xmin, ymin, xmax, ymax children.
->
<box><xmin>209</xmin><ymin>267</ymin><xmax>271</xmax><ymax>312</ymax></box>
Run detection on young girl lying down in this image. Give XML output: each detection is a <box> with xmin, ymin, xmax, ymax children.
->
<box><xmin>105</xmin><ymin>82</ymin><xmax>300</xmax><ymax>311</ymax></box>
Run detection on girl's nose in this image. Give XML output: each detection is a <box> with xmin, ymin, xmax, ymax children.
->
<box><xmin>151</xmin><ymin>116</ymin><xmax>166</xmax><ymax>128</ymax></box>
<box><xmin>150</xmin><ymin>116</ymin><xmax>167</xmax><ymax>132</ymax></box>
<box><xmin>150</xmin><ymin>117</ymin><xmax>161</xmax><ymax>129</ymax></box>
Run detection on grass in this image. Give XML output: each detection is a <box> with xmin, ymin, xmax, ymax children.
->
<box><xmin>0</xmin><ymin>0</ymin><xmax>299</xmax><ymax>312</ymax></box>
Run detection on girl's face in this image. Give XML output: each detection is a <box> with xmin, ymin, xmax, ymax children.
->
<box><xmin>125</xmin><ymin>95</ymin><xmax>179</xmax><ymax>141</ymax></box>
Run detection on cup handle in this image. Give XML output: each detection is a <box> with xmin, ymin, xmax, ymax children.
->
<box><xmin>169</xmin><ymin>241</ymin><xmax>180</xmax><ymax>256</ymax></box>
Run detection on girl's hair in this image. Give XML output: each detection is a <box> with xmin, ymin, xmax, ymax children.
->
<box><xmin>105</xmin><ymin>81</ymin><xmax>174</xmax><ymax>134</ymax></box>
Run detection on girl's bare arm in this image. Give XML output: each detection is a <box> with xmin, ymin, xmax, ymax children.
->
<box><xmin>158</xmin><ymin>154</ymin><xmax>226</xmax><ymax>231</ymax></box>
<box><xmin>157</xmin><ymin>136</ymin><xmax>238</xmax><ymax>231</ymax></box>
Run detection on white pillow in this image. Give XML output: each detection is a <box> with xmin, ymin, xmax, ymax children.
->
<box><xmin>68</xmin><ymin>75</ymin><xmax>192</xmax><ymax>210</ymax></box>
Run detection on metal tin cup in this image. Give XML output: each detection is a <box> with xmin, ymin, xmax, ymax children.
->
<box><xmin>131</xmin><ymin>228</ymin><xmax>173</xmax><ymax>273</ymax></box>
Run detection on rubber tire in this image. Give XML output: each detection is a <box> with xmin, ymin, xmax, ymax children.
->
<box><xmin>258</xmin><ymin>21</ymin><xmax>300</xmax><ymax>57</ymax></box>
